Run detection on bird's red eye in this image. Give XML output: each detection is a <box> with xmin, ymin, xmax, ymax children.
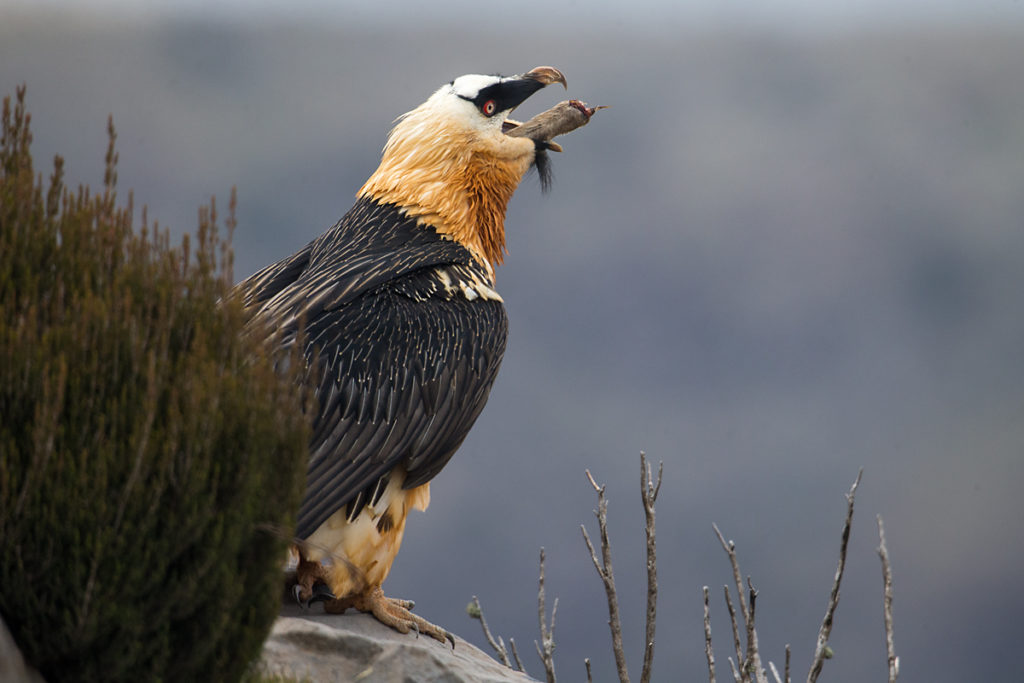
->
<box><xmin>482</xmin><ymin>100</ymin><xmax>497</xmax><ymax>116</ymax></box>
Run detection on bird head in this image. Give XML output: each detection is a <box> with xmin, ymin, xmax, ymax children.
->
<box><xmin>358</xmin><ymin>66</ymin><xmax>567</xmax><ymax>271</ymax></box>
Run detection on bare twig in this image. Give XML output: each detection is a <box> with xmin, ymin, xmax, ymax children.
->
<box><xmin>535</xmin><ymin>548</ymin><xmax>558</xmax><ymax>683</ymax></box>
<box><xmin>768</xmin><ymin>647</ymin><xmax>791</xmax><ymax>683</ymax></box>
<box><xmin>639</xmin><ymin>452</ymin><xmax>662</xmax><ymax>683</ymax></box>
<box><xmin>728</xmin><ymin>658</ymin><xmax>742</xmax><ymax>683</ymax></box>
<box><xmin>877</xmin><ymin>515</ymin><xmax>898</xmax><ymax>682</ymax></box>
<box><xmin>585</xmin><ymin>658</ymin><xmax>593</xmax><ymax>683</ymax></box>
<box><xmin>744</xmin><ymin>578</ymin><xmax>767</xmax><ymax>682</ymax></box>
<box><xmin>581</xmin><ymin>470</ymin><xmax>631</xmax><ymax>683</ymax></box>
<box><xmin>713</xmin><ymin>525</ymin><xmax>750</xmax><ymax>627</ymax></box>
<box><xmin>704</xmin><ymin>586</ymin><xmax>717</xmax><ymax>683</ymax></box>
<box><xmin>806</xmin><ymin>469</ymin><xmax>863</xmax><ymax>683</ymax></box>
<box><xmin>468</xmin><ymin>596</ymin><xmax>513</xmax><ymax>668</ymax></box>
<box><xmin>723</xmin><ymin>586</ymin><xmax>743</xmax><ymax>674</ymax></box>
<box><xmin>713</xmin><ymin>526</ymin><xmax>767</xmax><ymax>682</ymax></box>
<box><xmin>510</xmin><ymin>638</ymin><xmax>525</xmax><ymax>672</ymax></box>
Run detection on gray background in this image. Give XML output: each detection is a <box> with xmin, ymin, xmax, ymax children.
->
<box><xmin>3</xmin><ymin>2</ymin><xmax>1023</xmax><ymax>681</ymax></box>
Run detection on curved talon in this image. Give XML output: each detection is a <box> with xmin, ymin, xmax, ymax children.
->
<box><xmin>309</xmin><ymin>582</ymin><xmax>336</xmax><ymax>605</ymax></box>
<box><xmin>293</xmin><ymin>584</ymin><xmax>308</xmax><ymax>609</ymax></box>
<box><xmin>352</xmin><ymin>587</ymin><xmax>451</xmax><ymax>645</ymax></box>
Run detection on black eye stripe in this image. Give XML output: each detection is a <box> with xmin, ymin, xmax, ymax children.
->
<box><xmin>452</xmin><ymin>76</ymin><xmax>546</xmax><ymax>116</ymax></box>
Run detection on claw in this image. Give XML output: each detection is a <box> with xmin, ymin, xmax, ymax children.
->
<box><xmin>293</xmin><ymin>580</ymin><xmax>335</xmax><ymax>609</ymax></box>
<box><xmin>293</xmin><ymin>584</ymin><xmax>309</xmax><ymax>609</ymax></box>
<box><xmin>350</xmin><ymin>587</ymin><xmax>452</xmax><ymax>646</ymax></box>
<box><xmin>309</xmin><ymin>582</ymin><xmax>336</xmax><ymax>605</ymax></box>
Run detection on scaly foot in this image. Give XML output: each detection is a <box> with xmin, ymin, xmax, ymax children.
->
<box><xmin>324</xmin><ymin>586</ymin><xmax>454</xmax><ymax>648</ymax></box>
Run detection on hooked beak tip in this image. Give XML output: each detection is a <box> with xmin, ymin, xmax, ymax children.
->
<box><xmin>523</xmin><ymin>66</ymin><xmax>567</xmax><ymax>90</ymax></box>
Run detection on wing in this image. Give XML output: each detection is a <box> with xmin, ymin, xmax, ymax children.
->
<box><xmin>238</xmin><ymin>198</ymin><xmax>477</xmax><ymax>342</ymax></box>
<box><xmin>294</xmin><ymin>263</ymin><xmax>507</xmax><ymax>539</ymax></box>
<box><xmin>239</xmin><ymin>240</ymin><xmax>314</xmax><ymax>311</ymax></box>
<box><xmin>235</xmin><ymin>197</ymin><xmax>509</xmax><ymax>541</ymax></box>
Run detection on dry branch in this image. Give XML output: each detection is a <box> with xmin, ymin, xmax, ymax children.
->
<box><xmin>510</xmin><ymin>637</ymin><xmax>526</xmax><ymax>672</ymax></box>
<box><xmin>712</xmin><ymin>525</ymin><xmax>768</xmax><ymax>682</ymax></box>
<box><xmin>468</xmin><ymin>595</ymin><xmax>516</xmax><ymax>669</ymax></box>
<box><xmin>723</xmin><ymin>585</ymin><xmax>743</xmax><ymax>675</ymax></box>
<box><xmin>728</xmin><ymin>657</ymin><xmax>742</xmax><ymax>683</ymax></box>
<box><xmin>535</xmin><ymin>548</ymin><xmax>558</xmax><ymax>683</ymax></box>
<box><xmin>704</xmin><ymin>586</ymin><xmax>717</xmax><ymax>683</ymax></box>
<box><xmin>744</xmin><ymin>578</ymin><xmax>765</xmax><ymax>681</ymax></box>
<box><xmin>877</xmin><ymin>515</ymin><xmax>899</xmax><ymax>682</ymax></box>
<box><xmin>806</xmin><ymin>469</ymin><xmax>863</xmax><ymax>683</ymax></box>
<box><xmin>639</xmin><ymin>452</ymin><xmax>662</xmax><ymax>683</ymax></box>
<box><xmin>581</xmin><ymin>469</ymin><xmax>631</xmax><ymax>683</ymax></box>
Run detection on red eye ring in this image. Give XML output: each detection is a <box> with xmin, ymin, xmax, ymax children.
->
<box><xmin>482</xmin><ymin>100</ymin><xmax>497</xmax><ymax>116</ymax></box>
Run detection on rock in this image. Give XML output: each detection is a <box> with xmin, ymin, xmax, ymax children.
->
<box><xmin>0</xmin><ymin>616</ymin><xmax>45</xmax><ymax>683</ymax></box>
<box><xmin>258</xmin><ymin>603</ymin><xmax>538</xmax><ymax>683</ymax></box>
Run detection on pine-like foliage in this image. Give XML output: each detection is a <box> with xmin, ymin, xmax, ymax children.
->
<box><xmin>0</xmin><ymin>86</ymin><xmax>310</xmax><ymax>683</ymax></box>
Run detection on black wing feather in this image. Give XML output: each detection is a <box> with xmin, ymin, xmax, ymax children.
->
<box><xmin>238</xmin><ymin>198</ymin><xmax>508</xmax><ymax>540</ymax></box>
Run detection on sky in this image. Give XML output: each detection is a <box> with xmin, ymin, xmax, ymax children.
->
<box><xmin>9</xmin><ymin>0</ymin><xmax>1024</xmax><ymax>32</ymax></box>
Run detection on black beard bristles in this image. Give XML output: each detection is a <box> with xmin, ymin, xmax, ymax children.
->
<box><xmin>533</xmin><ymin>142</ymin><xmax>553</xmax><ymax>193</ymax></box>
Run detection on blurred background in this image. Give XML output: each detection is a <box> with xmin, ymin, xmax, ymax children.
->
<box><xmin>3</xmin><ymin>1</ymin><xmax>1023</xmax><ymax>680</ymax></box>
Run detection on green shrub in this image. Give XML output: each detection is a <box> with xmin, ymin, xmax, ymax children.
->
<box><xmin>0</xmin><ymin>86</ymin><xmax>310</xmax><ymax>682</ymax></box>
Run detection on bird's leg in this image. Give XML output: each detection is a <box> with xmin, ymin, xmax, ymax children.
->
<box><xmin>327</xmin><ymin>586</ymin><xmax>454</xmax><ymax>647</ymax></box>
<box><xmin>293</xmin><ymin>553</ymin><xmax>335</xmax><ymax>608</ymax></box>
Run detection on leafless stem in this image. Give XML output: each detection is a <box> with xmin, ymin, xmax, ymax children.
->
<box><xmin>806</xmin><ymin>469</ymin><xmax>863</xmax><ymax>683</ymax></box>
<box><xmin>713</xmin><ymin>526</ymin><xmax>768</xmax><ymax>682</ymax></box>
<box><xmin>469</xmin><ymin>595</ymin><xmax>512</xmax><ymax>668</ymax></box>
<box><xmin>585</xmin><ymin>658</ymin><xmax>593</xmax><ymax>683</ymax></box>
<box><xmin>704</xmin><ymin>586</ymin><xmax>717</xmax><ymax>683</ymax></box>
<box><xmin>769</xmin><ymin>661</ymin><xmax>783</xmax><ymax>683</ymax></box>
<box><xmin>744</xmin><ymin>578</ymin><xmax>766</xmax><ymax>682</ymax></box>
<box><xmin>639</xmin><ymin>452</ymin><xmax>662</xmax><ymax>683</ymax></box>
<box><xmin>713</xmin><ymin>525</ymin><xmax>750</xmax><ymax>627</ymax></box>
<box><xmin>581</xmin><ymin>469</ymin><xmax>631</xmax><ymax>683</ymax></box>
<box><xmin>877</xmin><ymin>515</ymin><xmax>898</xmax><ymax>682</ymax></box>
<box><xmin>784</xmin><ymin>645</ymin><xmax>791</xmax><ymax>683</ymax></box>
<box><xmin>723</xmin><ymin>585</ymin><xmax>743</xmax><ymax>673</ymax></box>
<box><xmin>535</xmin><ymin>548</ymin><xmax>558</xmax><ymax>683</ymax></box>
<box><xmin>510</xmin><ymin>638</ymin><xmax>525</xmax><ymax>672</ymax></box>
<box><xmin>728</xmin><ymin>657</ymin><xmax>742</xmax><ymax>683</ymax></box>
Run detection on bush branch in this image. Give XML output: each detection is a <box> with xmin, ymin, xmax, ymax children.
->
<box><xmin>581</xmin><ymin>469</ymin><xmax>631</xmax><ymax>683</ymax></box>
<box><xmin>704</xmin><ymin>586</ymin><xmax>717</xmax><ymax>683</ymax></box>
<box><xmin>468</xmin><ymin>595</ymin><xmax>514</xmax><ymax>669</ymax></box>
<box><xmin>723</xmin><ymin>585</ymin><xmax>743</xmax><ymax>675</ymax></box>
<box><xmin>806</xmin><ymin>469</ymin><xmax>863</xmax><ymax>683</ymax></box>
<box><xmin>639</xmin><ymin>452</ymin><xmax>662</xmax><ymax>683</ymax></box>
<box><xmin>535</xmin><ymin>548</ymin><xmax>558</xmax><ymax>683</ymax></box>
<box><xmin>877</xmin><ymin>515</ymin><xmax>898</xmax><ymax>682</ymax></box>
<box><xmin>712</xmin><ymin>525</ymin><xmax>767</xmax><ymax>682</ymax></box>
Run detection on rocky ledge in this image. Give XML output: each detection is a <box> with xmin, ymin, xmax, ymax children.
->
<box><xmin>258</xmin><ymin>603</ymin><xmax>538</xmax><ymax>683</ymax></box>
